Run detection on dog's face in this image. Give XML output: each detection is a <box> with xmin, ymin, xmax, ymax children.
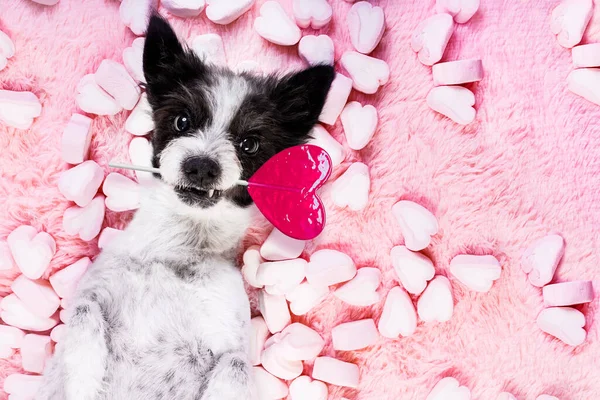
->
<box><xmin>142</xmin><ymin>16</ymin><xmax>334</xmax><ymax>212</ymax></box>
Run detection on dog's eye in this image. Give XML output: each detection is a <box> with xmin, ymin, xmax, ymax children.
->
<box><xmin>240</xmin><ymin>137</ymin><xmax>260</xmax><ymax>155</ymax></box>
<box><xmin>174</xmin><ymin>114</ymin><xmax>191</xmax><ymax>132</ymax></box>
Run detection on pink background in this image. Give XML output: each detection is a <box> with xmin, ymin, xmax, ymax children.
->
<box><xmin>1</xmin><ymin>0</ymin><xmax>600</xmax><ymax>399</ymax></box>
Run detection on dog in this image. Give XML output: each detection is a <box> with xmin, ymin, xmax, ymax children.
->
<box><xmin>37</xmin><ymin>14</ymin><xmax>334</xmax><ymax>400</ymax></box>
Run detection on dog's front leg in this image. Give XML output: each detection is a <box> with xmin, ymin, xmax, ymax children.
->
<box><xmin>61</xmin><ymin>296</ymin><xmax>109</xmax><ymax>400</ymax></box>
<box><xmin>200</xmin><ymin>351</ymin><xmax>255</xmax><ymax>400</ymax></box>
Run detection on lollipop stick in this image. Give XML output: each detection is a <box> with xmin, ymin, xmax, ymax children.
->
<box><xmin>109</xmin><ymin>162</ymin><xmax>249</xmax><ymax>186</ymax></box>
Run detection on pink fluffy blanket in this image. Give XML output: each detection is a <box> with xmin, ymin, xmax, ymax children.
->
<box><xmin>1</xmin><ymin>0</ymin><xmax>600</xmax><ymax>399</ymax></box>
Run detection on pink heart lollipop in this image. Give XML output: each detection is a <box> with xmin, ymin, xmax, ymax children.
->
<box><xmin>110</xmin><ymin>144</ymin><xmax>332</xmax><ymax>240</ymax></box>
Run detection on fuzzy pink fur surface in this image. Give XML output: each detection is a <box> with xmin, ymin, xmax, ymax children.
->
<box><xmin>1</xmin><ymin>0</ymin><xmax>600</xmax><ymax>399</ymax></box>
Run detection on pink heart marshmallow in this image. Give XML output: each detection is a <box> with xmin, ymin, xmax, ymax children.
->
<box><xmin>257</xmin><ymin>259</ymin><xmax>307</xmax><ymax>296</ymax></box>
<box><xmin>390</xmin><ymin>246</ymin><xmax>435</xmax><ymax>295</ymax></box>
<box><xmin>378</xmin><ymin>286</ymin><xmax>417</xmax><ymax>338</ymax></box>
<box><xmin>260</xmin><ymin>228</ymin><xmax>305</xmax><ymax>261</ymax></box>
<box><xmin>11</xmin><ymin>275</ymin><xmax>60</xmax><ymax>318</ymax></box>
<box><xmin>543</xmin><ymin>280</ymin><xmax>594</xmax><ymax>306</ymax></box>
<box><xmin>449</xmin><ymin>254</ymin><xmax>501</xmax><ymax>293</ymax></box>
<box><xmin>332</xmin><ymin>319</ymin><xmax>378</xmax><ymax>351</ymax></box>
<box><xmin>436</xmin><ymin>0</ymin><xmax>480</xmax><ymax>23</ymax></box>
<box><xmin>306</xmin><ymin>249</ymin><xmax>357</xmax><ymax>287</ymax></box>
<box><xmin>103</xmin><ymin>172</ymin><xmax>140</xmax><ymax>212</ymax></box>
<box><xmin>289</xmin><ymin>376</ymin><xmax>328</xmax><ymax>400</ymax></box>
<box><xmin>0</xmin><ymin>30</ymin><xmax>15</xmax><ymax>72</ymax></box>
<box><xmin>417</xmin><ymin>276</ymin><xmax>454</xmax><ymax>323</ymax></box>
<box><xmin>0</xmin><ymin>90</ymin><xmax>42</xmax><ymax>130</ymax></box>
<box><xmin>426</xmin><ymin>377</ymin><xmax>471</xmax><ymax>400</ymax></box>
<box><xmin>126</xmin><ymin>94</ymin><xmax>154</xmax><ymax>136</ymax></box>
<box><xmin>249</xmin><ymin>316</ymin><xmax>269</xmax><ymax>366</ymax></box>
<box><xmin>76</xmin><ymin>74</ymin><xmax>122</xmax><ymax>116</ymax></box>
<box><xmin>411</xmin><ymin>13</ymin><xmax>454</xmax><ymax>66</ymax></box>
<box><xmin>253</xmin><ymin>367</ymin><xmax>289</xmax><ymax>400</ymax></box>
<box><xmin>318</xmin><ymin>73</ymin><xmax>353</xmax><ymax>125</ymax></box>
<box><xmin>205</xmin><ymin>0</ymin><xmax>255</xmax><ymax>25</ymax></box>
<box><xmin>7</xmin><ymin>225</ymin><xmax>56</xmax><ymax>280</ymax></box>
<box><xmin>162</xmin><ymin>0</ymin><xmax>206</xmax><ymax>17</ymax></box>
<box><xmin>119</xmin><ymin>0</ymin><xmax>157</xmax><ymax>36</ymax></box>
<box><xmin>129</xmin><ymin>137</ymin><xmax>154</xmax><ymax>183</ymax></box>
<box><xmin>567</xmin><ymin>68</ymin><xmax>600</xmax><ymax>106</ymax></box>
<box><xmin>61</xmin><ymin>113</ymin><xmax>93</xmax><ymax>165</ymax></box>
<box><xmin>298</xmin><ymin>35</ymin><xmax>335</xmax><ymax>66</ymax></box>
<box><xmin>521</xmin><ymin>234</ymin><xmax>564</xmax><ymax>287</ymax></box>
<box><xmin>292</xmin><ymin>0</ymin><xmax>332</xmax><ymax>29</ymax></box>
<box><xmin>49</xmin><ymin>257</ymin><xmax>92</xmax><ymax>299</ymax></box>
<box><xmin>537</xmin><ymin>306</ymin><xmax>586</xmax><ymax>346</ymax></box>
<box><xmin>58</xmin><ymin>160</ymin><xmax>105</xmax><ymax>207</ymax></box>
<box><xmin>347</xmin><ymin>1</ymin><xmax>385</xmax><ymax>54</ymax></box>
<box><xmin>98</xmin><ymin>227</ymin><xmax>123</xmax><ymax>249</ymax></box>
<box><xmin>331</xmin><ymin>162</ymin><xmax>370</xmax><ymax>211</ymax></box>
<box><xmin>0</xmin><ymin>294</ymin><xmax>59</xmax><ymax>331</ymax></box>
<box><xmin>334</xmin><ymin>267</ymin><xmax>381</xmax><ymax>306</ymax></box>
<box><xmin>551</xmin><ymin>0</ymin><xmax>593</xmax><ymax>48</ymax></box>
<box><xmin>94</xmin><ymin>59</ymin><xmax>140</xmax><ymax>111</ymax></box>
<box><xmin>341</xmin><ymin>102</ymin><xmax>378</xmax><ymax>150</ymax></box>
<box><xmin>432</xmin><ymin>59</ymin><xmax>484</xmax><ymax>86</ymax></box>
<box><xmin>427</xmin><ymin>85</ymin><xmax>476</xmax><ymax>125</ymax></box>
<box><xmin>341</xmin><ymin>51</ymin><xmax>390</xmax><ymax>94</ymax></box>
<box><xmin>258</xmin><ymin>290</ymin><xmax>291</xmax><ymax>334</ymax></box>
<box><xmin>285</xmin><ymin>281</ymin><xmax>329</xmax><ymax>316</ymax></box>
<box><xmin>20</xmin><ymin>334</ymin><xmax>52</xmax><ymax>374</ymax></box>
<box><xmin>308</xmin><ymin>124</ymin><xmax>344</xmax><ymax>167</ymax></box>
<box><xmin>122</xmin><ymin>37</ymin><xmax>146</xmax><ymax>84</ymax></box>
<box><xmin>3</xmin><ymin>374</ymin><xmax>44</xmax><ymax>399</ymax></box>
<box><xmin>312</xmin><ymin>357</ymin><xmax>359</xmax><ymax>388</ymax></box>
<box><xmin>254</xmin><ymin>1</ymin><xmax>301</xmax><ymax>46</ymax></box>
<box><xmin>63</xmin><ymin>195</ymin><xmax>106</xmax><ymax>241</ymax></box>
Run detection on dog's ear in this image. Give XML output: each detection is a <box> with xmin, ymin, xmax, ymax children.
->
<box><xmin>270</xmin><ymin>65</ymin><xmax>335</xmax><ymax>136</ymax></box>
<box><xmin>143</xmin><ymin>15</ymin><xmax>206</xmax><ymax>99</ymax></box>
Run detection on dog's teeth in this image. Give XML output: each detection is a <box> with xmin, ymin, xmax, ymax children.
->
<box><xmin>208</xmin><ymin>189</ymin><xmax>214</xmax><ymax>198</ymax></box>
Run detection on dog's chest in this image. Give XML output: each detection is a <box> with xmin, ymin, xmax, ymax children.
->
<box><xmin>106</xmin><ymin>257</ymin><xmax>249</xmax><ymax>363</ymax></box>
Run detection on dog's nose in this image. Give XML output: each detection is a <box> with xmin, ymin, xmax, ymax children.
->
<box><xmin>182</xmin><ymin>156</ymin><xmax>221</xmax><ymax>187</ymax></box>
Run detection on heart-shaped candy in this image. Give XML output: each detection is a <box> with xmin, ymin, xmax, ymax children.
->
<box><xmin>257</xmin><ymin>258</ymin><xmax>307</xmax><ymax>296</ymax></box>
<box><xmin>417</xmin><ymin>276</ymin><xmax>454</xmax><ymax>323</ymax></box>
<box><xmin>248</xmin><ymin>145</ymin><xmax>331</xmax><ymax>240</ymax></box>
<box><xmin>7</xmin><ymin>226</ymin><xmax>56</xmax><ymax>280</ymax></box>
<box><xmin>567</xmin><ymin>68</ymin><xmax>600</xmax><ymax>106</ymax></box>
<box><xmin>260</xmin><ymin>228</ymin><xmax>306</xmax><ymax>261</ymax></box>
<box><xmin>122</xmin><ymin>37</ymin><xmax>145</xmax><ymax>84</ymax></box>
<box><xmin>249</xmin><ymin>316</ymin><xmax>269</xmax><ymax>366</ymax></box>
<box><xmin>206</xmin><ymin>0</ymin><xmax>255</xmax><ymax>25</ymax></box>
<box><xmin>332</xmin><ymin>319</ymin><xmax>378</xmax><ymax>351</ymax></box>
<box><xmin>543</xmin><ymin>281</ymin><xmax>594</xmax><ymax>306</ymax></box>
<box><xmin>285</xmin><ymin>281</ymin><xmax>329</xmax><ymax>316</ymax></box>
<box><xmin>521</xmin><ymin>234</ymin><xmax>564</xmax><ymax>287</ymax></box>
<box><xmin>308</xmin><ymin>125</ymin><xmax>344</xmax><ymax>167</ymax></box>
<box><xmin>0</xmin><ymin>241</ymin><xmax>16</xmax><ymax>271</ymax></box>
<box><xmin>572</xmin><ymin>43</ymin><xmax>600</xmax><ymax>67</ymax></box>
<box><xmin>427</xmin><ymin>85</ymin><xmax>476</xmax><ymax>125</ymax></box>
<box><xmin>289</xmin><ymin>376</ymin><xmax>328</xmax><ymax>400</ymax></box>
<box><xmin>61</xmin><ymin>113</ymin><xmax>92</xmax><ymax>165</ymax></box>
<box><xmin>306</xmin><ymin>249</ymin><xmax>356</xmax><ymax>287</ymax></box>
<box><xmin>426</xmin><ymin>377</ymin><xmax>471</xmax><ymax>400</ymax></box>
<box><xmin>0</xmin><ymin>30</ymin><xmax>15</xmax><ymax>72</ymax></box>
<box><xmin>253</xmin><ymin>367</ymin><xmax>289</xmax><ymax>400</ymax></box>
<box><xmin>163</xmin><ymin>0</ymin><xmax>206</xmax><ymax>17</ymax></box>
<box><xmin>551</xmin><ymin>0</ymin><xmax>593</xmax><ymax>48</ymax></box>
<box><xmin>49</xmin><ymin>257</ymin><xmax>92</xmax><ymax>299</ymax></box>
<box><xmin>21</xmin><ymin>334</ymin><xmax>52</xmax><ymax>374</ymax></box>
<box><xmin>537</xmin><ymin>306</ymin><xmax>586</xmax><ymax>346</ymax></box>
<box><xmin>76</xmin><ymin>74</ymin><xmax>122</xmax><ymax>116</ymax></box>
<box><xmin>299</xmin><ymin>35</ymin><xmax>335</xmax><ymax>66</ymax></box>
<box><xmin>391</xmin><ymin>246</ymin><xmax>435</xmax><ymax>295</ymax></box>
<box><xmin>334</xmin><ymin>267</ymin><xmax>381</xmax><ymax>306</ymax></box>
<box><xmin>11</xmin><ymin>275</ymin><xmax>60</xmax><ymax>318</ymax></box>
<box><xmin>98</xmin><ymin>227</ymin><xmax>123</xmax><ymax>249</ymax></box>
<box><xmin>269</xmin><ymin>322</ymin><xmax>325</xmax><ymax>361</ymax></box>
<box><xmin>436</xmin><ymin>0</ymin><xmax>480</xmax><ymax>23</ymax></box>
<box><xmin>261</xmin><ymin>340</ymin><xmax>303</xmax><ymax>380</ymax></box>
<box><xmin>0</xmin><ymin>90</ymin><xmax>42</xmax><ymax>130</ymax></box>
<box><xmin>0</xmin><ymin>294</ymin><xmax>59</xmax><ymax>331</ymax></box>
<box><xmin>293</xmin><ymin>0</ymin><xmax>332</xmax><ymax>29</ymax></box>
<box><xmin>126</xmin><ymin>94</ymin><xmax>154</xmax><ymax>136</ymax></box>
<box><xmin>51</xmin><ymin>324</ymin><xmax>66</xmax><ymax>343</ymax></box>
<box><xmin>259</xmin><ymin>290</ymin><xmax>291</xmax><ymax>334</ymax></box>
<box><xmin>411</xmin><ymin>13</ymin><xmax>454</xmax><ymax>66</ymax></box>
<box><xmin>94</xmin><ymin>59</ymin><xmax>141</xmax><ymax>111</ymax></box>
<box><xmin>319</xmin><ymin>73</ymin><xmax>353</xmax><ymax>125</ymax></box>
<box><xmin>241</xmin><ymin>245</ymin><xmax>264</xmax><ymax>288</ymax></box>
<box><xmin>4</xmin><ymin>374</ymin><xmax>45</xmax><ymax>399</ymax></box>
<box><xmin>191</xmin><ymin>34</ymin><xmax>227</xmax><ymax>65</ymax></box>
<box><xmin>103</xmin><ymin>172</ymin><xmax>140</xmax><ymax>212</ymax></box>
<box><xmin>347</xmin><ymin>1</ymin><xmax>385</xmax><ymax>54</ymax></box>
<box><xmin>341</xmin><ymin>102</ymin><xmax>378</xmax><ymax>150</ymax></box>
<box><xmin>129</xmin><ymin>137</ymin><xmax>154</xmax><ymax>183</ymax></box>
<box><xmin>450</xmin><ymin>254</ymin><xmax>501</xmax><ymax>293</ymax></box>
<box><xmin>312</xmin><ymin>357</ymin><xmax>359</xmax><ymax>388</ymax></box>
<box><xmin>341</xmin><ymin>51</ymin><xmax>390</xmax><ymax>94</ymax></box>
<box><xmin>0</xmin><ymin>325</ymin><xmax>25</xmax><ymax>349</ymax></box>
<box><xmin>58</xmin><ymin>160</ymin><xmax>104</xmax><ymax>207</ymax></box>
<box><xmin>254</xmin><ymin>1</ymin><xmax>301</xmax><ymax>46</ymax></box>
<box><xmin>120</xmin><ymin>0</ymin><xmax>157</xmax><ymax>35</ymax></box>
<box><xmin>63</xmin><ymin>195</ymin><xmax>106</xmax><ymax>241</ymax></box>
<box><xmin>378</xmin><ymin>286</ymin><xmax>417</xmax><ymax>338</ymax></box>
<box><xmin>432</xmin><ymin>59</ymin><xmax>484</xmax><ymax>86</ymax></box>
<box><xmin>331</xmin><ymin>162</ymin><xmax>370</xmax><ymax>211</ymax></box>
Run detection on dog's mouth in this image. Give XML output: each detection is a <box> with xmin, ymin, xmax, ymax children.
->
<box><xmin>174</xmin><ymin>185</ymin><xmax>224</xmax><ymax>207</ymax></box>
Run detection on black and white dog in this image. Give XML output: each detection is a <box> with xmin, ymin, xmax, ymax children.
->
<box><xmin>37</xmin><ymin>15</ymin><xmax>333</xmax><ymax>400</ymax></box>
